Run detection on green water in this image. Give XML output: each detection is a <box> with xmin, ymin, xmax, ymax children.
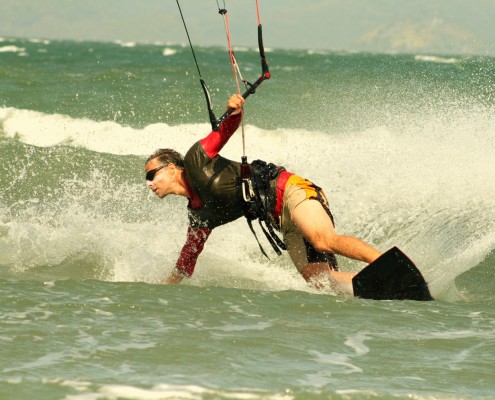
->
<box><xmin>2</xmin><ymin>38</ymin><xmax>494</xmax><ymax>131</ymax></box>
<box><xmin>1</xmin><ymin>276</ymin><xmax>494</xmax><ymax>400</ymax></box>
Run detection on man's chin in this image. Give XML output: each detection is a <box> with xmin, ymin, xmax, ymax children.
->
<box><xmin>151</xmin><ymin>189</ymin><xmax>164</xmax><ymax>198</ymax></box>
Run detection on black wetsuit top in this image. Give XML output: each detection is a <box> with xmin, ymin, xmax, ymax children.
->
<box><xmin>184</xmin><ymin>141</ymin><xmax>245</xmax><ymax>229</ymax></box>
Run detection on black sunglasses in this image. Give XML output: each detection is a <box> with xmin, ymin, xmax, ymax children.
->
<box><xmin>146</xmin><ymin>164</ymin><xmax>168</xmax><ymax>181</ymax></box>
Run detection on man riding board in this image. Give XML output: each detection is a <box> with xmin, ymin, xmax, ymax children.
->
<box><xmin>145</xmin><ymin>94</ymin><xmax>381</xmax><ymax>292</ymax></box>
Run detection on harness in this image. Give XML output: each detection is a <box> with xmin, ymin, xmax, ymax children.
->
<box><xmin>242</xmin><ymin>161</ymin><xmax>340</xmax><ymax>270</ymax></box>
<box><xmin>242</xmin><ymin>159</ymin><xmax>287</xmax><ymax>258</ymax></box>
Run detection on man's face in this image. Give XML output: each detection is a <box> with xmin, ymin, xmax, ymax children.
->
<box><xmin>145</xmin><ymin>159</ymin><xmax>175</xmax><ymax>198</ymax></box>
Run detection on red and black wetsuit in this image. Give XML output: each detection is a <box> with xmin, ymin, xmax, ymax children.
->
<box><xmin>174</xmin><ymin>114</ymin><xmax>337</xmax><ymax>277</ymax></box>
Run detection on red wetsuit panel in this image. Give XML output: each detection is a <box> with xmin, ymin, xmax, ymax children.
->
<box><xmin>274</xmin><ymin>171</ymin><xmax>294</xmax><ymax>223</ymax></box>
<box><xmin>175</xmin><ymin>226</ymin><xmax>212</xmax><ymax>277</ymax></box>
<box><xmin>184</xmin><ymin>179</ymin><xmax>202</xmax><ymax>210</ymax></box>
<box><xmin>199</xmin><ymin>114</ymin><xmax>242</xmax><ymax>158</ymax></box>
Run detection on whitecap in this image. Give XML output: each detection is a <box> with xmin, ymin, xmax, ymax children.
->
<box><xmin>115</xmin><ymin>40</ymin><xmax>137</xmax><ymax>48</ymax></box>
<box><xmin>307</xmin><ymin>49</ymin><xmax>329</xmax><ymax>56</ymax></box>
<box><xmin>414</xmin><ymin>55</ymin><xmax>459</xmax><ymax>64</ymax></box>
<box><xmin>29</xmin><ymin>38</ymin><xmax>51</xmax><ymax>45</ymax></box>
<box><xmin>0</xmin><ymin>45</ymin><xmax>26</xmax><ymax>53</ymax></box>
<box><xmin>232</xmin><ymin>46</ymin><xmax>250</xmax><ymax>52</ymax></box>
<box><xmin>162</xmin><ymin>47</ymin><xmax>177</xmax><ymax>56</ymax></box>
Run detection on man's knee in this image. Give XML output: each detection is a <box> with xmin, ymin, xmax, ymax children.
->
<box><xmin>301</xmin><ymin>262</ymin><xmax>354</xmax><ymax>294</ymax></box>
<box><xmin>301</xmin><ymin>262</ymin><xmax>331</xmax><ymax>284</ymax></box>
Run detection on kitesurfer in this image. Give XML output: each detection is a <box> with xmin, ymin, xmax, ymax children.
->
<box><xmin>145</xmin><ymin>94</ymin><xmax>381</xmax><ymax>291</ymax></box>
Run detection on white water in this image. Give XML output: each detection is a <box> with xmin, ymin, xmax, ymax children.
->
<box><xmin>1</xmin><ymin>106</ymin><xmax>495</xmax><ymax>299</ymax></box>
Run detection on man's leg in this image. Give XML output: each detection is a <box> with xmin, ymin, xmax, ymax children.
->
<box><xmin>291</xmin><ymin>198</ymin><xmax>381</xmax><ymax>264</ymax></box>
<box><xmin>301</xmin><ymin>261</ymin><xmax>355</xmax><ymax>295</ymax></box>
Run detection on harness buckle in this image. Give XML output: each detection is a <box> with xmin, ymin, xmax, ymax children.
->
<box><xmin>242</xmin><ymin>179</ymin><xmax>255</xmax><ymax>202</ymax></box>
<box><xmin>240</xmin><ymin>156</ymin><xmax>255</xmax><ymax>201</ymax></box>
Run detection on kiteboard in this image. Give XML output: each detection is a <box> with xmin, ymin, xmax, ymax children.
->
<box><xmin>352</xmin><ymin>246</ymin><xmax>433</xmax><ymax>301</ymax></box>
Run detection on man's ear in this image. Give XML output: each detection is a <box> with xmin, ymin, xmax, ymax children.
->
<box><xmin>167</xmin><ymin>164</ymin><xmax>177</xmax><ymax>174</ymax></box>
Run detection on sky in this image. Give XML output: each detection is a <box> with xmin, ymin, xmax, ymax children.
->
<box><xmin>1</xmin><ymin>0</ymin><xmax>495</xmax><ymax>55</ymax></box>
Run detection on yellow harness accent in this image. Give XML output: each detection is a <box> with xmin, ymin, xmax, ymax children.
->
<box><xmin>285</xmin><ymin>174</ymin><xmax>318</xmax><ymax>200</ymax></box>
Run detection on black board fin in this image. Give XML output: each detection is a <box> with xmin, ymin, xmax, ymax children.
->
<box><xmin>352</xmin><ymin>247</ymin><xmax>433</xmax><ymax>301</ymax></box>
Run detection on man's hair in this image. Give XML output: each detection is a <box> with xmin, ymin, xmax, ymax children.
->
<box><xmin>146</xmin><ymin>149</ymin><xmax>185</xmax><ymax>169</ymax></box>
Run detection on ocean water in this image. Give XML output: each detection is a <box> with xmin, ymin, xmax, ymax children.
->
<box><xmin>1</xmin><ymin>36</ymin><xmax>495</xmax><ymax>399</ymax></box>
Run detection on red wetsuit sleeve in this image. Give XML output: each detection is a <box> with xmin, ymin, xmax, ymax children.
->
<box><xmin>175</xmin><ymin>226</ymin><xmax>212</xmax><ymax>277</ymax></box>
<box><xmin>199</xmin><ymin>113</ymin><xmax>242</xmax><ymax>158</ymax></box>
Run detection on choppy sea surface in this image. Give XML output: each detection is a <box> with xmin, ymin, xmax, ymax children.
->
<box><xmin>1</xmin><ymin>35</ymin><xmax>495</xmax><ymax>399</ymax></box>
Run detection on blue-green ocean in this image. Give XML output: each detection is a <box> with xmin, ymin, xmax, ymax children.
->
<box><xmin>1</xmin><ymin>35</ymin><xmax>495</xmax><ymax>399</ymax></box>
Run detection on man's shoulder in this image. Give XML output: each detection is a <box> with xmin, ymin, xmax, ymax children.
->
<box><xmin>184</xmin><ymin>141</ymin><xmax>209</xmax><ymax>169</ymax></box>
<box><xmin>184</xmin><ymin>141</ymin><xmax>203</xmax><ymax>160</ymax></box>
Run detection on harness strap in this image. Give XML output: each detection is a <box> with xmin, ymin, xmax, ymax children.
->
<box><xmin>265</xmin><ymin>220</ymin><xmax>287</xmax><ymax>251</ymax></box>
<box><xmin>247</xmin><ymin>218</ymin><xmax>285</xmax><ymax>258</ymax></box>
<box><xmin>258</xmin><ymin>220</ymin><xmax>282</xmax><ymax>256</ymax></box>
<box><xmin>246</xmin><ymin>219</ymin><xmax>271</xmax><ymax>259</ymax></box>
<box><xmin>243</xmin><ymin>159</ymin><xmax>288</xmax><ymax>258</ymax></box>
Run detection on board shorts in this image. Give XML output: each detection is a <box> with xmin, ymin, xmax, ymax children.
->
<box><xmin>280</xmin><ymin>175</ymin><xmax>338</xmax><ymax>273</ymax></box>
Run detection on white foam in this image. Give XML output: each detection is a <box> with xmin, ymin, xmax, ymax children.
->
<box><xmin>28</xmin><ymin>38</ymin><xmax>51</xmax><ymax>45</ymax></box>
<box><xmin>115</xmin><ymin>40</ymin><xmax>137</xmax><ymax>48</ymax></box>
<box><xmin>415</xmin><ymin>55</ymin><xmax>459</xmax><ymax>64</ymax></box>
<box><xmin>1</xmin><ymin>105</ymin><xmax>494</xmax><ymax>294</ymax></box>
<box><xmin>64</xmin><ymin>383</ymin><xmax>292</xmax><ymax>400</ymax></box>
<box><xmin>0</xmin><ymin>107</ymin><xmax>207</xmax><ymax>156</ymax></box>
<box><xmin>231</xmin><ymin>46</ymin><xmax>251</xmax><ymax>52</ymax></box>
<box><xmin>307</xmin><ymin>49</ymin><xmax>330</xmax><ymax>56</ymax></box>
<box><xmin>0</xmin><ymin>45</ymin><xmax>26</xmax><ymax>53</ymax></box>
<box><xmin>162</xmin><ymin>47</ymin><xmax>177</xmax><ymax>56</ymax></box>
<box><xmin>344</xmin><ymin>333</ymin><xmax>371</xmax><ymax>355</ymax></box>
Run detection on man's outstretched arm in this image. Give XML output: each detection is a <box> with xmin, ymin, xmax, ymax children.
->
<box><xmin>162</xmin><ymin>226</ymin><xmax>212</xmax><ymax>284</ymax></box>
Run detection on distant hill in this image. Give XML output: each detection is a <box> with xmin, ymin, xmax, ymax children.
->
<box><xmin>1</xmin><ymin>0</ymin><xmax>494</xmax><ymax>55</ymax></box>
<box><xmin>358</xmin><ymin>18</ymin><xmax>484</xmax><ymax>55</ymax></box>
